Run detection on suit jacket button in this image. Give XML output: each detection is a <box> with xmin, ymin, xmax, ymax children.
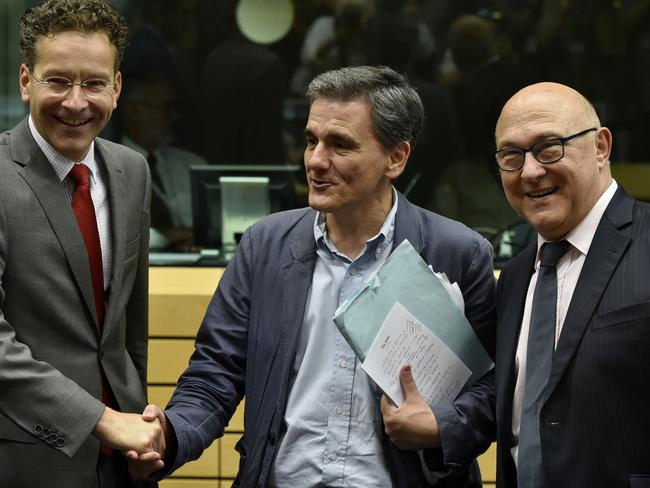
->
<box><xmin>100</xmin><ymin>348</ymin><xmax>105</xmax><ymax>359</ymax></box>
<box><xmin>56</xmin><ymin>437</ymin><xmax>66</xmax><ymax>447</ymax></box>
<box><xmin>268</xmin><ymin>432</ymin><xmax>276</xmax><ymax>446</ymax></box>
<box><xmin>544</xmin><ymin>420</ymin><xmax>561</xmax><ymax>428</ymax></box>
<box><xmin>33</xmin><ymin>424</ymin><xmax>44</xmax><ymax>435</ymax></box>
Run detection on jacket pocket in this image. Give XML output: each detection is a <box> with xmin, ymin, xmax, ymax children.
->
<box><xmin>592</xmin><ymin>302</ymin><xmax>650</xmax><ymax>330</ymax></box>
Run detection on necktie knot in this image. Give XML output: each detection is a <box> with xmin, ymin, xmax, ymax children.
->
<box><xmin>69</xmin><ymin>163</ymin><xmax>90</xmax><ymax>189</ymax></box>
<box><xmin>540</xmin><ymin>240</ymin><xmax>571</xmax><ymax>267</ymax></box>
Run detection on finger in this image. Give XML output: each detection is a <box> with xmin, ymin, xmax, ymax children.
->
<box><xmin>124</xmin><ymin>449</ymin><xmax>139</xmax><ymax>461</ymax></box>
<box><xmin>399</xmin><ymin>364</ymin><xmax>420</xmax><ymax>400</ymax></box>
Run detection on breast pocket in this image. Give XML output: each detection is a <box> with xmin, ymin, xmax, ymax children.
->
<box><xmin>592</xmin><ymin>302</ymin><xmax>650</xmax><ymax>330</ymax></box>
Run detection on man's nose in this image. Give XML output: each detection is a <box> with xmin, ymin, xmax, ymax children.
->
<box><xmin>305</xmin><ymin>142</ymin><xmax>330</xmax><ymax>170</ymax></box>
<box><xmin>61</xmin><ymin>84</ymin><xmax>90</xmax><ymax>111</ymax></box>
<box><xmin>520</xmin><ymin>151</ymin><xmax>546</xmax><ymax>180</ymax></box>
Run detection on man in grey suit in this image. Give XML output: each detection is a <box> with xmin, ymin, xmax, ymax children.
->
<box><xmin>0</xmin><ymin>1</ymin><xmax>163</xmax><ymax>487</ymax></box>
<box><xmin>130</xmin><ymin>65</ymin><xmax>496</xmax><ymax>487</ymax></box>
<box><xmin>493</xmin><ymin>82</ymin><xmax>650</xmax><ymax>487</ymax></box>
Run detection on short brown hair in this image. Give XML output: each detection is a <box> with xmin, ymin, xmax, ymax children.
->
<box><xmin>20</xmin><ymin>0</ymin><xmax>129</xmax><ymax>71</ymax></box>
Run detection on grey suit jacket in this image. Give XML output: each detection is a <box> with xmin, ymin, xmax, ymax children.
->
<box><xmin>0</xmin><ymin>117</ymin><xmax>151</xmax><ymax>488</ymax></box>
<box><xmin>495</xmin><ymin>187</ymin><xmax>650</xmax><ymax>488</ymax></box>
<box><xmin>163</xmin><ymin>192</ymin><xmax>497</xmax><ymax>487</ymax></box>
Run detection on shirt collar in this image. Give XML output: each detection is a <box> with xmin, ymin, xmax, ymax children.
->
<box><xmin>536</xmin><ymin>179</ymin><xmax>618</xmax><ymax>262</ymax></box>
<box><xmin>28</xmin><ymin>114</ymin><xmax>98</xmax><ymax>182</ymax></box>
<box><xmin>313</xmin><ymin>187</ymin><xmax>399</xmax><ymax>259</ymax></box>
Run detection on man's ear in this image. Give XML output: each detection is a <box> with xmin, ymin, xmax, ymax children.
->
<box><xmin>19</xmin><ymin>64</ymin><xmax>31</xmax><ymax>103</ymax></box>
<box><xmin>595</xmin><ymin>127</ymin><xmax>612</xmax><ymax>169</ymax></box>
<box><xmin>386</xmin><ymin>141</ymin><xmax>410</xmax><ymax>180</ymax></box>
<box><xmin>112</xmin><ymin>71</ymin><xmax>122</xmax><ymax>108</ymax></box>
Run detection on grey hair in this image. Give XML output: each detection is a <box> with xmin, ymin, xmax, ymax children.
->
<box><xmin>306</xmin><ymin>65</ymin><xmax>425</xmax><ymax>152</ymax></box>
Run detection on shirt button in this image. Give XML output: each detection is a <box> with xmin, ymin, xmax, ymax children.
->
<box><xmin>349</xmin><ymin>269</ymin><xmax>356</xmax><ymax>276</ymax></box>
<box><xmin>339</xmin><ymin>360</ymin><xmax>348</xmax><ymax>369</ymax></box>
<box><xmin>329</xmin><ymin>452</ymin><xmax>337</xmax><ymax>461</ymax></box>
<box><xmin>335</xmin><ymin>405</ymin><xmax>343</xmax><ymax>415</ymax></box>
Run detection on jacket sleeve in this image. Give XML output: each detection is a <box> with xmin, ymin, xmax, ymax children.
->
<box><xmin>163</xmin><ymin>227</ymin><xmax>253</xmax><ymax>474</ymax></box>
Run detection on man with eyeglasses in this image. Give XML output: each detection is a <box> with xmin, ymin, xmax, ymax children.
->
<box><xmin>0</xmin><ymin>1</ymin><xmax>163</xmax><ymax>487</ymax></box>
<box><xmin>492</xmin><ymin>82</ymin><xmax>650</xmax><ymax>488</ymax></box>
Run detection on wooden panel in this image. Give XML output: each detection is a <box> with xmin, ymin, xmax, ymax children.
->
<box><xmin>611</xmin><ymin>163</ymin><xmax>650</xmax><ymax>201</ymax></box>
<box><xmin>160</xmin><ymin>480</ymin><xmax>220</xmax><ymax>488</ymax></box>
<box><xmin>220</xmin><ymin>481</ymin><xmax>235</xmax><ymax>488</ymax></box>
<box><xmin>477</xmin><ymin>442</ymin><xmax>497</xmax><ymax>483</ymax></box>
<box><xmin>220</xmin><ymin>433</ymin><xmax>241</xmax><ymax>478</ymax></box>
<box><xmin>171</xmin><ymin>440</ymin><xmax>220</xmax><ymax>478</ymax></box>
<box><xmin>148</xmin><ymin>338</ymin><xmax>195</xmax><ymax>384</ymax></box>
<box><xmin>149</xmin><ymin>267</ymin><xmax>224</xmax><ymax>337</ymax></box>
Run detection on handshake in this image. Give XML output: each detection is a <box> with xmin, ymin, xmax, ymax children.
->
<box><xmin>93</xmin><ymin>404</ymin><xmax>170</xmax><ymax>480</ymax></box>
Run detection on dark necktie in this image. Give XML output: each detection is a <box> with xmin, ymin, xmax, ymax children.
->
<box><xmin>69</xmin><ymin>164</ymin><xmax>114</xmax><ymax>456</ymax></box>
<box><xmin>69</xmin><ymin>164</ymin><xmax>105</xmax><ymax>325</ymax></box>
<box><xmin>518</xmin><ymin>239</ymin><xmax>571</xmax><ymax>488</ymax></box>
<box><xmin>147</xmin><ymin>153</ymin><xmax>173</xmax><ymax>229</ymax></box>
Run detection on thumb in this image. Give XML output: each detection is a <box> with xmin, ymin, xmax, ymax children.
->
<box><xmin>399</xmin><ymin>364</ymin><xmax>420</xmax><ymax>400</ymax></box>
<box><xmin>142</xmin><ymin>404</ymin><xmax>162</xmax><ymax>422</ymax></box>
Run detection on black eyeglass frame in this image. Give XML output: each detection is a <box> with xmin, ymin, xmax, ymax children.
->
<box><xmin>494</xmin><ymin>127</ymin><xmax>598</xmax><ymax>172</ymax></box>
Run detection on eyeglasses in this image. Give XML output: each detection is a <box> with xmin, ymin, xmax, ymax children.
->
<box><xmin>494</xmin><ymin>128</ymin><xmax>598</xmax><ymax>171</ymax></box>
<box><xmin>30</xmin><ymin>73</ymin><xmax>114</xmax><ymax>97</ymax></box>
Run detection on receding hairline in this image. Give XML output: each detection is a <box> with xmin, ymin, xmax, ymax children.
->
<box><xmin>496</xmin><ymin>82</ymin><xmax>601</xmax><ymax>138</ymax></box>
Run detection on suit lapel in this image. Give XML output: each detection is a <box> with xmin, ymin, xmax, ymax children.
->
<box><xmin>10</xmin><ymin>119</ymin><xmax>100</xmax><ymax>334</ymax></box>
<box><xmin>546</xmin><ymin>189</ymin><xmax>633</xmax><ymax>394</ymax></box>
<box><xmin>96</xmin><ymin>141</ymin><xmax>126</xmax><ymax>336</ymax></box>
<box><xmin>280</xmin><ymin>212</ymin><xmax>318</xmax><ymax>375</ymax></box>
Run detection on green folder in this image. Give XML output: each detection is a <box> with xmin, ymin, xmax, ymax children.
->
<box><xmin>333</xmin><ymin>239</ymin><xmax>493</xmax><ymax>389</ymax></box>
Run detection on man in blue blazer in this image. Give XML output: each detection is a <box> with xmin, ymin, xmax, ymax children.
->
<box><xmin>493</xmin><ymin>82</ymin><xmax>650</xmax><ymax>487</ymax></box>
<box><xmin>132</xmin><ymin>66</ymin><xmax>496</xmax><ymax>487</ymax></box>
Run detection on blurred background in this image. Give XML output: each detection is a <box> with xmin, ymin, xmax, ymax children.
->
<box><xmin>3</xmin><ymin>0</ymin><xmax>650</xmax><ymax>263</ymax></box>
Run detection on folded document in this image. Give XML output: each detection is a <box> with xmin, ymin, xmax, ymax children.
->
<box><xmin>333</xmin><ymin>239</ymin><xmax>493</xmax><ymax>406</ymax></box>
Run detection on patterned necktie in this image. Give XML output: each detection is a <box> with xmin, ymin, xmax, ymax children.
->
<box><xmin>69</xmin><ymin>164</ymin><xmax>105</xmax><ymax>325</ymax></box>
<box><xmin>518</xmin><ymin>239</ymin><xmax>571</xmax><ymax>488</ymax></box>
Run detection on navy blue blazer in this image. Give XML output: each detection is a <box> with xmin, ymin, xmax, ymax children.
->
<box><xmin>495</xmin><ymin>188</ymin><xmax>650</xmax><ymax>488</ymax></box>
<box><xmin>164</xmin><ymin>192</ymin><xmax>497</xmax><ymax>487</ymax></box>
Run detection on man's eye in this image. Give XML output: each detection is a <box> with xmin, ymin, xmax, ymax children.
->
<box><xmin>85</xmin><ymin>79</ymin><xmax>110</xmax><ymax>89</ymax></box>
<box><xmin>45</xmin><ymin>77</ymin><xmax>71</xmax><ymax>86</ymax></box>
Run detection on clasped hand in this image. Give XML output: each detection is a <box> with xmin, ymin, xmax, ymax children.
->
<box><xmin>94</xmin><ymin>405</ymin><xmax>169</xmax><ymax>479</ymax></box>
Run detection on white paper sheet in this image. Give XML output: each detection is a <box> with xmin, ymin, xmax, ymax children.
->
<box><xmin>361</xmin><ymin>301</ymin><xmax>472</xmax><ymax>406</ymax></box>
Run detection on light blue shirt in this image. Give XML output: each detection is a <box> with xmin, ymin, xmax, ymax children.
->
<box><xmin>269</xmin><ymin>191</ymin><xmax>398</xmax><ymax>487</ymax></box>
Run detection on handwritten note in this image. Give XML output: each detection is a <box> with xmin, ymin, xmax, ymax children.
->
<box><xmin>361</xmin><ymin>302</ymin><xmax>472</xmax><ymax>406</ymax></box>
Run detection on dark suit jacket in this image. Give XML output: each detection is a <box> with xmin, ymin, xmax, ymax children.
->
<box><xmin>0</xmin><ymin>117</ymin><xmax>151</xmax><ymax>487</ymax></box>
<box><xmin>163</xmin><ymin>192</ymin><xmax>497</xmax><ymax>487</ymax></box>
<box><xmin>495</xmin><ymin>187</ymin><xmax>650</xmax><ymax>488</ymax></box>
